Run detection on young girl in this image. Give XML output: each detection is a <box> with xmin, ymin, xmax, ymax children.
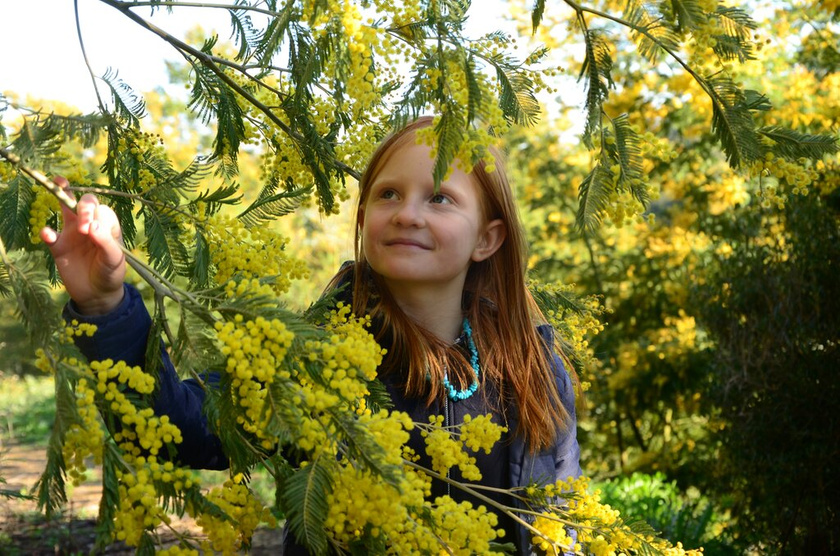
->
<box><xmin>44</xmin><ymin>116</ymin><xmax>581</xmax><ymax>554</ymax></box>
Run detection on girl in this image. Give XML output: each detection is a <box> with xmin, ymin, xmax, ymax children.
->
<box><xmin>45</xmin><ymin>116</ymin><xmax>581</xmax><ymax>554</ymax></box>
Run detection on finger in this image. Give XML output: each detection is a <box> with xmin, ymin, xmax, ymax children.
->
<box><xmin>52</xmin><ymin>176</ymin><xmax>78</xmax><ymax>224</ymax></box>
<box><xmin>88</xmin><ymin>206</ymin><xmax>125</xmax><ymax>268</ymax></box>
<box><xmin>76</xmin><ymin>193</ymin><xmax>101</xmax><ymax>235</ymax></box>
<box><xmin>40</xmin><ymin>226</ymin><xmax>58</xmax><ymax>246</ymax></box>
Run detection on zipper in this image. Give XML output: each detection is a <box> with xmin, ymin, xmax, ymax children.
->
<box><xmin>444</xmin><ymin>394</ymin><xmax>451</xmax><ymax>498</ymax></box>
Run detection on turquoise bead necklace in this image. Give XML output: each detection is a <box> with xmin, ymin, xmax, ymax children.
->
<box><xmin>442</xmin><ymin>318</ymin><xmax>480</xmax><ymax>401</ymax></box>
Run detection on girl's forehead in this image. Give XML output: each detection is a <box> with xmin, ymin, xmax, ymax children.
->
<box><xmin>374</xmin><ymin>142</ymin><xmax>474</xmax><ymax>185</ymax></box>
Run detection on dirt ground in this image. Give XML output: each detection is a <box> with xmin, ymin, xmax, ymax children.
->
<box><xmin>0</xmin><ymin>443</ymin><xmax>284</xmax><ymax>555</ymax></box>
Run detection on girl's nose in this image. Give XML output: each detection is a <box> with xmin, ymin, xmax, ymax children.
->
<box><xmin>392</xmin><ymin>199</ymin><xmax>425</xmax><ymax>227</ymax></box>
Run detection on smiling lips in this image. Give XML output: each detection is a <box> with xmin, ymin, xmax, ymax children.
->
<box><xmin>385</xmin><ymin>238</ymin><xmax>431</xmax><ymax>249</ymax></box>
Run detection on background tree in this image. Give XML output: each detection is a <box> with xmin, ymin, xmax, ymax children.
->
<box><xmin>508</xmin><ymin>0</ymin><xmax>839</xmax><ymax>552</ymax></box>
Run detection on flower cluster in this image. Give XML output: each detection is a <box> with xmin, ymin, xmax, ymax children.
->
<box><xmin>279</xmin><ymin>303</ymin><xmax>386</xmax><ymax>453</ymax></box>
<box><xmin>530</xmin><ymin>280</ymin><xmax>606</xmax><ymax>382</ymax></box>
<box><xmin>305</xmin><ymin>302</ymin><xmax>384</xmax><ymax>402</ymax></box>
<box><xmin>86</xmin><ymin>359</ymin><xmax>201</xmax><ymax>547</ymax></box>
<box><xmin>419</xmin><ymin>413</ymin><xmax>507</xmax><ymax>480</ymax></box>
<box><xmin>28</xmin><ymin>186</ymin><xmax>60</xmax><ymax>244</ymax></box>
<box><xmin>531</xmin><ymin>513</ymin><xmax>575</xmax><ymax>554</ymax></box>
<box><xmin>0</xmin><ymin>160</ymin><xmax>16</xmax><ymax>183</ymax></box>
<box><xmin>113</xmin><ymin>466</ymin><xmax>170</xmax><ymax>545</ymax></box>
<box><xmin>115</xmin><ymin>128</ymin><xmax>165</xmax><ymax>192</ymax></box>
<box><xmin>34</xmin><ymin>320</ymin><xmax>97</xmax><ymax>372</ymax></box>
<box><xmin>62</xmin><ymin>378</ymin><xmax>105</xmax><ymax>485</ymax></box>
<box><xmin>459</xmin><ymin>414</ymin><xmax>506</xmax><ymax>453</ymax></box>
<box><xmin>214</xmin><ymin>313</ymin><xmax>295</xmax><ymax>446</ymax></box>
<box><xmin>194</xmin><ymin>474</ymin><xmax>277</xmax><ymax>554</ymax></box>
<box><xmin>324</xmin><ymin>437</ymin><xmax>502</xmax><ymax>554</ymax></box>
<box><xmin>428</xmin><ymin>495</ymin><xmax>501</xmax><ymax>555</ymax></box>
<box><xmin>205</xmin><ymin>213</ymin><xmax>309</xmax><ymax>296</ymax></box>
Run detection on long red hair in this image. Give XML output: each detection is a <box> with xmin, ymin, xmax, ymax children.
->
<box><xmin>332</xmin><ymin>117</ymin><xmax>572</xmax><ymax>450</ymax></box>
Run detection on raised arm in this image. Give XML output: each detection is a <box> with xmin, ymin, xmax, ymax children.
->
<box><xmin>44</xmin><ymin>176</ymin><xmax>227</xmax><ymax>469</ymax></box>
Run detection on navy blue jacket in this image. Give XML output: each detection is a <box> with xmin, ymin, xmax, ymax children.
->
<box><xmin>67</xmin><ymin>283</ymin><xmax>581</xmax><ymax>555</ymax></box>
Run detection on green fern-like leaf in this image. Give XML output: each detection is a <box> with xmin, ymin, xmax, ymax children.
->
<box><xmin>172</xmin><ymin>304</ymin><xmax>222</xmax><ymax>369</ymax></box>
<box><xmin>278</xmin><ymin>456</ymin><xmax>332</xmax><ymax>555</ymax></box>
<box><xmin>611</xmin><ymin>114</ymin><xmax>648</xmax><ymax>206</ymax></box>
<box><xmin>758</xmin><ymin>126</ymin><xmax>840</xmax><ymax>160</ymax></box>
<box><xmin>464</xmin><ymin>53</ymin><xmax>483</xmax><ymax>125</ymax></box>
<box><xmin>32</xmin><ymin>111</ymin><xmax>109</xmax><ymax>150</ymax></box>
<box><xmin>743</xmin><ymin>89</ymin><xmax>772</xmax><ymax>112</ymax></box>
<box><xmin>283</xmin><ymin>111</ymin><xmax>339</xmax><ymax>212</ymax></box>
<box><xmin>190</xmin><ymin>229</ymin><xmax>211</xmax><ymax>288</ymax></box>
<box><xmin>254</xmin><ymin>3</ymin><xmax>294</xmax><ymax>66</ymax></box>
<box><xmin>0</xmin><ymin>177</ymin><xmax>35</xmax><ymax>251</ymax></box>
<box><xmin>624</xmin><ymin>1</ymin><xmax>680</xmax><ymax>64</ymax></box>
<box><xmin>213</xmin><ymin>86</ymin><xmax>246</xmax><ymax>178</ymax></box>
<box><xmin>36</xmin><ymin>373</ymin><xmax>78</xmax><ymax>518</ymax></box>
<box><xmin>228</xmin><ymin>7</ymin><xmax>258</xmax><ymax>61</ymax></box>
<box><xmin>576</xmin><ymin>162</ymin><xmax>613</xmax><ymax>232</ymax></box>
<box><xmin>708</xmin><ymin>75</ymin><xmax>761</xmax><ymax>168</ymax></box>
<box><xmin>493</xmin><ymin>54</ymin><xmax>541</xmax><ymax>126</ymax></box>
<box><xmin>530</xmin><ymin>282</ymin><xmax>594</xmax><ymax>319</ymax></box>
<box><xmin>0</xmin><ymin>258</ymin><xmax>11</xmax><ymax>297</ymax></box>
<box><xmin>3</xmin><ymin>250</ymin><xmax>62</xmax><ymax>346</ymax></box>
<box><xmin>143</xmin><ymin>207</ymin><xmax>190</xmax><ymax>279</ymax></box>
<box><xmin>9</xmin><ymin>120</ymin><xmax>64</xmax><ymax>165</ymax></box>
<box><xmin>193</xmin><ymin>182</ymin><xmax>242</xmax><ymax>215</ymax></box>
<box><xmin>155</xmin><ymin>157</ymin><xmax>214</xmax><ymax>199</ymax></box>
<box><xmin>710</xmin><ymin>6</ymin><xmax>757</xmax><ymax>62</ymax></box>
<box><xmin>100</xmin><ymin>68</ymin><xmax>147</xmax><ymax>126</ymax></box>
<box><xmin>188</xmin><ymin>63</ymin><xmax>221</xmax><ymax>127</ymax></box>
<box><xmin>288</xmin><ymin>26</ymin><xmax>322</xmax><ymax>107</ymax></box>
<box><xmin>531</xmin><ymin>0</ymin><xmax>546</xmax><ymax>33</ymax></box>
<box><xmin>669</xmin><ymin>0</ymin><xmax>707</xmax><ymax>32</ymax></box>
<box><xmin>580</xmin><ymin>30</ymin><xmax>614</xmax><ymax>147</ymax></box>
<box><xmin>237</xmin><ymin>179</ymin><xmax>310</xmax><ymax>227</ymax></box>
<box><xmin>94</xmin><ymin>443</ymin><xmax>122</xmax><ymax>551</ymax></box>
<box><xmin>432</xmin><ymin>107</ymin><xmax>466</xmax><ymax>188</ymax></box>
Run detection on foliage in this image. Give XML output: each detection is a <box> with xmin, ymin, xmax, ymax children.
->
<box><xmin>1</xmin><ymin>0</ymin><xmax>839</xmax><ymax>554</ymax></box>
<box><xmin>694</xmin><ymin>193</ymin><xmax>840</xmax><ymax>553</ymax></box>
<box><xmin>508</xmin><ymin>1</ymin><xmax>839</xmax><ymax>553</ymax></box>
<box><xmin>597</xmin><ymin>472</ymin><xmax>735</xmax><ymax>554</ymax></box>
<box><xmin>0</xmin><ymin>374</ymin><xmax>56</xmax><ymax>445</ymax></box>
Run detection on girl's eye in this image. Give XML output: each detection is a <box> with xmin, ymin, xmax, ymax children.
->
<box><xmin>430</xmin><ymin>193</ymin><xmax>450</xmax><ymax>204</ymax></box>
<box><xmin>380</xmin><ymin>189</ymin><xmax>396</xmax><ymax>200</ymax></box>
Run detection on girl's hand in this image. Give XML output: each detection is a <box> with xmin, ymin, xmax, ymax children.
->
<box><xmin>41</xmin><ymin>176</ymin><xmax>126</xmax><ymax>315</ymax></box>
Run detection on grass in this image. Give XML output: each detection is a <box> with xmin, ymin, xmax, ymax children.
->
<box><xmin>0</xmin><ymin>374</ymin><xmax>55</xmax><ymax>446</ymax></box>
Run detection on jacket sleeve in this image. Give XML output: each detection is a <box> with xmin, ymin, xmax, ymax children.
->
<box><xmin>535</xmin><ymin>324</ymin><xmax>582</xmax><ymax>482</ymax></box>
<box><xmin>65</xmin><ymin>283</ymin><xmax>228</xmax><ymax>469</ymax></box>
<box><xmin>551</xmin><ymin>351</ymin><xmax>582</xmax><ymax>482</ymax></box>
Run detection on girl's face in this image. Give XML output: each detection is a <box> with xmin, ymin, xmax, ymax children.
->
<box><xmin>360</xmin><ymin>140</ymin><xmax>504</xmax><ymax>295</ymax></box>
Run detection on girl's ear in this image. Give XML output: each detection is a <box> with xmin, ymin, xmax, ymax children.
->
<box><xmin>471</xmin><ymin>219</ymin><xmax>506</xmax><ymax>262</ymax></box>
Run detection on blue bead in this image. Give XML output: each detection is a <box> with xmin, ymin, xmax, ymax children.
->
<box><xmin>442</xmin><ymin>317</ymin><xmax>480</xmax><ymax>402</ymax></box>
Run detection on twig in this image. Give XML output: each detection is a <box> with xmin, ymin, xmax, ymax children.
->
<box><xmin>74</xmin><ymin>0</ymin><xmax>108</xmax><ymax>114</ymax></box>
